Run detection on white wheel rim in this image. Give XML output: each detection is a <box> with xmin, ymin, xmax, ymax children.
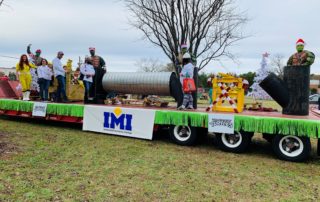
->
<box><xmin>221</xmin><ymin>132</ymin><xmax>242</xmax><ymax>148</ymax></box>
<box><xmin>279</xmin><ymin>136</ymin><xmax>304</xmax><ymax>157</ymax></box>
<box><xmin>173</xmin><ymin>126</ymin><xmax>191</xmax><ymax>142</ymax></box>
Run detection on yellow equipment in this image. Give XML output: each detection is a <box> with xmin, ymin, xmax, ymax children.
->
<box><xmin>211</xmin><ymin>73</ymin><xmax>244</xmax><ymax>113</ymax></box>
<box><xmin>49</xmin><ymin>59</ymin><xmax>84</xmax><ymax>101</ymax></box>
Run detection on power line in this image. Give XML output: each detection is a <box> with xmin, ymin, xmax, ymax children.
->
<box><xmin>0</xmin><ymin>55</ymin><xmax>19</xmax><ymax>59</ymax></box>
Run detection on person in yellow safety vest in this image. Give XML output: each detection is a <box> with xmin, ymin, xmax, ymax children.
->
<box><xmin>287</xmin><ymin>39</ymin><xmax>315</xmax><ymax>66</ymax></box>
<box><xmin>16</xmin><ymin>54</ymin><xmax>36</xmax><ymax>101</ymax></box>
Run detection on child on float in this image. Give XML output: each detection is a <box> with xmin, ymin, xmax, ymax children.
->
<box><xmin>178</xmin><ymin>53</ymin><xmax>194</xmax><ymax>110</ymax></box>
<box><xmin>80</xmin><ymin>57</ymin><xmax>95</xmax><ymax>103</ymax></box>
<box><xmin>16</xmin><ymin>54</ymin><xmax>36</xmax><ymax>101</ymax></box>
<box><xmin>37</xmin><ymin>59</ymin><xmax>53</xmax><ymax>101</ymax></box>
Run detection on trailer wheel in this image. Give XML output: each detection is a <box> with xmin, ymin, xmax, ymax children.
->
<box><xmin>272</xmin><ymin>135</ymin><xmax>311</xmax><ymax>162</ymax></box>
<box><xmin>169</xmin><ymin>125</ymin><xmax>197</xmax><ymax>146</ymax></box>
<box><xmin>216</xmin><ymin>131</ymin><xmax>252</xmax><ymax>153</ymax></box>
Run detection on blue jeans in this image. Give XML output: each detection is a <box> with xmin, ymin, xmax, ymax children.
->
<box><xmin>38</xmin><ymin>78</ymin><xmax>50</xmax><ymax>100</ymax></box>
<box><xmin>56</xmin><ymin>75</ymin><xmax>67</xmax><ymax>101</ymax></box>
<box><xmin>83</xmin><ymin>80</ymin><xmax>92</xmax><ymax>97</ymax></box>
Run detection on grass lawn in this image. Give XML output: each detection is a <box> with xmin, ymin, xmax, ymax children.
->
<box><xmin>0</xmin><ymin>117</ymin><xmax>320</xmax><ymax>201</ymax></box>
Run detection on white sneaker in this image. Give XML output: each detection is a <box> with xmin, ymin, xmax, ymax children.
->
<box><xmin>22</xmin><ymin>92</ymin><xmax>27</xmax><ymax>101</ymax></box>
<box><xmin>25</xmin><ymin>91</ymin><xmax>30</xmax><ymax>101</ymax></box>
<box><xmin>177</xmin><ymin>105</ymin><xmax>186</xmax><ymax>110</ymax></box>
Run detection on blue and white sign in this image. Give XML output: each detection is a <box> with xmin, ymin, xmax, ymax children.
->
<box><xmin>83</xmin><ymin>105</ymin><xmax>156</xmax><ymax>140</ymax></box>
<box><xmin>208</xmin><ymin>113</ymin><xmax>235</xmax><ymax>134</ymax></box>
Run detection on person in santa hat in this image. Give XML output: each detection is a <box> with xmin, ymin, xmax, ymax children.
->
<box><xmin>287</xmin><ymin>39</ymin><xmax>315</xmax><ymax>66</ymax></box>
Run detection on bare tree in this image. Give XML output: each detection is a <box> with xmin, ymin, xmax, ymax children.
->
<box><xmin>124</xmin><ymin>0</ymin><xmax>247</xmax><ymax>72</ymax></box>
<box><xmin>0</xmin><ymin>0</ymin><xmax>13</xmax><ymax>11</ymax></box>
<box><xmin>162</xmin><ymin>63</ymin><xmax>175</xmax><ymax>72</ymax></box>
<box><xmin>135</xmin><ymin>58</ymin><xmax>165</xmax><ymax>72</ymax></box>
<box><xmin>271</xmin><ymin>54</ymin><xmax>285</xmax><ymax>79</ymax></box>
<box><xmin>136</xmin><ymin>58</ymin><xmax>176</xmax><ymax>72</ymax></box>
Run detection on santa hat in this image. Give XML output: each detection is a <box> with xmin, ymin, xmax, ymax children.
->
<box><xmin>296</xmin><ymin>39</ymin><xmax>305</xmax><ymax>46</ymax></box>
<box><xmin>89</xmin><ymin>47</ymin><xmax>96</xmax><ymax>51</ymax></box>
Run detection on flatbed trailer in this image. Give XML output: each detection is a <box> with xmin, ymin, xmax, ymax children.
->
<box><xmin>0</xmin><ymin>98</ymin><xmax>319</xmax><ymax>162</ymax></box>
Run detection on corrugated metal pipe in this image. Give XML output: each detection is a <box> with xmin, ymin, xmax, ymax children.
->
<box><xmin>102</xmin><ymin>72</ymin><xmax>183</xmax><ymax>106</ymax></box>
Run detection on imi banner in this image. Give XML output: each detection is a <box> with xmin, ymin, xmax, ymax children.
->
<box><xmin>83</xmin><ymin>105</ymin><xmax>156</xmax><ymax>140</ymax></box>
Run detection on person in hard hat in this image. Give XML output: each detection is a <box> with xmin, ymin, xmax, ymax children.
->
<box><xmin>80</xmin><ymin>56</ymin><xmax>95</xmax><ymax>103</ymax></box>
<box><xmin>16</xmin><ymin>54</ymin><xmax>36</xmax><ymax>101</ymax></box>
<box><xmin>177</xmin><ymin>43</ymin><xmax>197</xmax><ymax>71</ymax></box>
<box><xmin>178</xmin><ymin>52</ymin><xmax>195</xmax><ymax>110</ymax></box>
<box><xmin>287</xmin><ymin>39</ymin><xmax>315</xmax><ymax>66</ymax></box>
<box><xmin>88</xmin><ymin>47</ymin><xmax>106</xmax><ymax>104</ymax></box>
<box><xmin>27</xmin><ymin>44</ymin><xmax>43</xmax><ymax>66</ymax></box>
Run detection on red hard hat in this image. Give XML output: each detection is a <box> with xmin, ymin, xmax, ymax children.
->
<box><xmin>36</xmin><ymin>49</ymin><xmax>42</xmax><ymax>53</ymax></box>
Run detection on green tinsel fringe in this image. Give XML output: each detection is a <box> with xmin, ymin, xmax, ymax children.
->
<box><xmin>0</xmin><ymin>99</ymin><xmax>319</xmax><ymax>138</ymax></box>
<box><xmin>154</xmin><ymin>110</ymin><xmax>208</xmax><ymax>127</ymax></box>
<box><xmin>235</xmin><ymin>115</ymin><xmax>320</xmax><ymax>138</ymax></box>
<box><xmin>0</xmin><ymin>99</ymin><xmax>84</xmax><ymax>117</ymax></box>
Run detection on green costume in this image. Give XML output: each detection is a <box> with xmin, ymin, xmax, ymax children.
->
<box><xmin>287</xmin><ymin>39</ymin><xmax>315</xmax><ymax>66</ymax></box>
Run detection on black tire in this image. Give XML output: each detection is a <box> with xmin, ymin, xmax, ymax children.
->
<box><xmin>272</xmin><ymin>135</ymin><xmax>311</xmax><ymax>162</ymax></box>
<box><xmin>216</xmin><ymin>131</ymin><xmax>253</xmax><ymax>153</ymax></box>
<box><xmin>169</xmin><ymin>125</ymin><xmax>198</xmax><ymax>146</ymax></box>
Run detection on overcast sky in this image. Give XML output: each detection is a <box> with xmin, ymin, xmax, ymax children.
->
<box><xmin>0</xmin><ymin>0</ymin><xmax>319</xmax><ymax>74</ymax></box>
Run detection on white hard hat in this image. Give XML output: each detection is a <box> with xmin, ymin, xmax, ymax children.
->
<box><xmin>183</xmin><ymin>53</ymin><xmax>191</xmax><ymax>59</ymax></box>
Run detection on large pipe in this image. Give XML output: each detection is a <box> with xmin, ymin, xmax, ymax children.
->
<box><xmin>259</xmin><ymin>73</ymin><xmax>289</xmax><ymax>108</ymax></box>
<box><xmin>102</xmin><ymin>72</ymin><xmax>183</xmax><ymax>106</ymax></box>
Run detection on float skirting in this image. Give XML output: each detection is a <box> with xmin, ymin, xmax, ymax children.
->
<box><xmin>0</xmin><ymin>99</ymin><xmax>319</xmax><ymax>138</ymax></box>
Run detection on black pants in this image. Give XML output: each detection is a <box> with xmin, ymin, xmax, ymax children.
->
<box><xmin>90</xmin><ymin>67</ymin><xmax>106</xmax><ymax>104</ymax></box>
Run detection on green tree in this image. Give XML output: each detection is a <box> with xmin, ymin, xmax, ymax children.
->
<box><xmin>198</xmin><ymin>72</ymin><xmax>209</xmax><ymax>88</ymax></box>
<box><xmin>239</xmin><ymin>71</ymin><xmax>256</xmax><ymax>86</ymax></box>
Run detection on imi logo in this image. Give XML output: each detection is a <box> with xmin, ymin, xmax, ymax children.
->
<box><xmin>104</xmin><ymin>107</ymin><xmax>133</xmax><ymax>131</ymax></box>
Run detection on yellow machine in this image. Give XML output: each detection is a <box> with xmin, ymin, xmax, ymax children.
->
<box><xmin>211</xmin><ymin>73</ymin><xmax>244</xmax><ymax>113</ymax></box>
<box><xmin>49</xmin><ymin>59</ymin><xmax>84</xmax><ymax>101</ymax></box>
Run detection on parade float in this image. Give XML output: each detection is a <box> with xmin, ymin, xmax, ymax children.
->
<box><xmin>0</xmin><ymin>66</ymin><xmax>319</xmax><ymax>162</ymax></box>
<box><xmin>0</xmin><ymin>41</ymin><xmax>319</xmax><ymax>162</ymax></box>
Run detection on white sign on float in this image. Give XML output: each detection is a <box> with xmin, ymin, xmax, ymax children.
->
<box><xmin>32</xmin><ymin>102</ymin><xmax>48</xmax><ymax>117</ymax></box>
<box><xmin>208</xmin><ymin>114</ymin><xmax>235</xmax><ymax>134</ymax></box>
<box><xmin>83</xmin><ymin>105</ymin><xmax>156</xmax><ymax>140</ymax></box>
